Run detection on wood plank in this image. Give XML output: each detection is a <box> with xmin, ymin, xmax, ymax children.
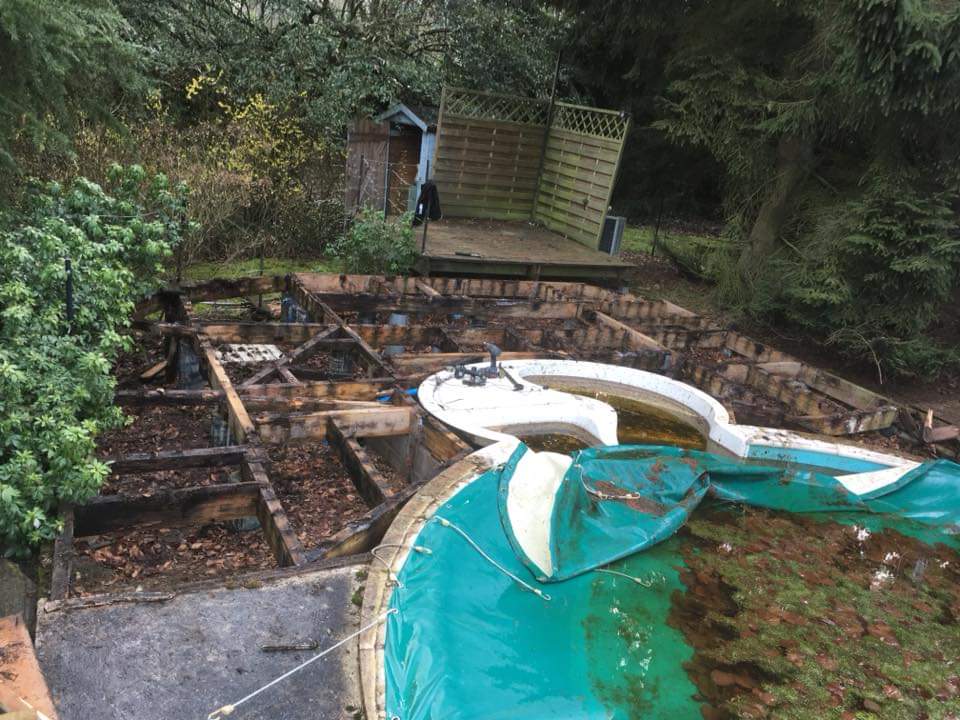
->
<box><xmin>254</xmin><ymin>407</ymin><xmax>414</xmax><ymax>444</ymax></box>
<box><xmin>422</xmin><ymin>417</ymin><xmax>472</xmax><ymax>460</ymax></box>
<box><xmin>49</xmin><ymin>505</ymin><xmax>74</xmax><ymax>602</ymax></box>
<box><xmin>181</xmin><ymin>275</ymin><xmax>286</xmax><ymax>303</ymax></box>
<box><xmin>239</xmin><ymin>378</ymin><xmax>397</xmax><ymax>400</ymax></box>
<box><xmin>138</xmin><ymin>359</ymin><xmax>168</xmax><ymax>383</ymax></box>
<box><xmin>199</xmin><ymin>336</ymin><xmax>256</xmax><ymax>443</ymax></box>
<box><xmin>245</xmin><ymin>467</ymin><xmax>306</xmax><ymax>567</ymax></box>
<box><xmin>339</xmin><ymin>324</ymin><xmax>392</xmax><ymax>378</ymax></box>
<box><xmin>105</xmin><ymin>445</ymin><xmax>251</xmax><ymax>474</ymax></box>
<box><xmin>387</xmin><ymin>351</ymin><xmax>548</xmax><ymax>377</ymax></box>
<box><xmin>0</xmin><ymin>615</ymin><xmax>59</xmax><ymax>720</ymax></box>
<box><xmin>328</xmin><ymin>419</ymin><xmax>395</xmax><ymax>507</ymax></box>
<box><xmin>240</xmin><ymin>325</ymin><xmax>342</xmax><ymax>387</ymax></box>
<box><xmin>585</xmin><ymin>310</ymin><xmax>665</xmax><ymax>351</ymax></box>
<box><xmin>198</xmin><ymin>322</ymin><xmax>334</xmax><ymax>344</ymax></box>
<box><xmin>73</xmin><ymin>483</ymin><xmax>264</xmax><ymax>536</ymax></box>
<box><xmin>114</xmin><ymin>388</ymin><xmax>223</xmax><ymax>406</ymax></box>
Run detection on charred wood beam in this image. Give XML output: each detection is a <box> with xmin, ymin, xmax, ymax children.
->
<box><xmin>104</xmin><ymin>445</ymin><xmax>253</xmax><ymax>474</ymax></box>
<box><xmin>328</xmin><ymin>419</ymin><xmax>395</xmax><ymax>507</ymax></box>
<box><xmin>73</xmin><ymin>483</ymin><xmax>265</xmax><ymax>536</ymax></box>
<box><xmin>114</xmin><ymin>388</ymin><xmax>224</xmax><ymax>406</ymax></box>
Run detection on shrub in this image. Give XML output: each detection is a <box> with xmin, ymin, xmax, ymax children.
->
<box><xmin>331</xmin><ymin>209</ymin><xmax>417</xmax><ymax>275</ymax></box>
<box><xmin>0</xmin><ymin>165</ymin><xmax>185</xmax><ymax>555</ymax></box>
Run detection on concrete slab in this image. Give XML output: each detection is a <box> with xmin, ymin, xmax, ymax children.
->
<box><xmin>35</xmin><ymin>564</ymin><xmax>366</xmax><ymax>720</ymax></box>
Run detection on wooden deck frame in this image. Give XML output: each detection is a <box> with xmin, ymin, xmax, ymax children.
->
<box><xmin>66</xmin><ymin>271</ymin><xmax>951</xmax><ymax>604</ymax></box>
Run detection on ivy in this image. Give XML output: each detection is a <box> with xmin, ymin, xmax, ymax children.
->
<box><xmin>0</xmin><ymin>164</ymin><xmax>186</xmax><ymax>556</ymax></box>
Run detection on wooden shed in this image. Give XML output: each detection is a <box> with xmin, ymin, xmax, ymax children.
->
<box><xmin>344</xmin><ymin>104</ymin><xmax>437</xmax><ymax>216</ymax></box>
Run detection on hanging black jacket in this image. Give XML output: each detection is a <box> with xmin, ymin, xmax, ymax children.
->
<box><xmin>413</xmin><ymin>180</ymin><xmax>442</xmax><ymax>225</ymax></box>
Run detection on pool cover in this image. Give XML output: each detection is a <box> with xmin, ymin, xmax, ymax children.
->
<box><xmin>384</xmin><ymin>444</ymin><xmax>960</xmax><ymax>719</ymax></box>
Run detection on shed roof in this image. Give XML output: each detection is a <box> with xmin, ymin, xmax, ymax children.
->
<box><xmin>375</xmin><ymin>103</ymin><xmax>438</xmax><ymax>131</ymax></box>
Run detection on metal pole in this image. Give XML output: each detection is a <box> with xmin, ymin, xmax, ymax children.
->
<box><xmin>420</xmin><ymin>159</ymin><xmax>431</xmax><ymax>253</ymax></box>
<box><xmin>65</xmin><ymin>258</ymin><xmax>74</xmax><ymax>334</ymax></box>
<box><xmin>651</xmin><ymin>194</ymin><xmax>664</xmax><ymax>256</ymax></box>
<box><xmin>258</xmin><ymin>239</ymin><xmax>265</xmax><ymax>309</ymax></box>
<box><xmin>531</xmin><ymin>50</ymin><xmax>563</xmax><ymax>219</ymax></box>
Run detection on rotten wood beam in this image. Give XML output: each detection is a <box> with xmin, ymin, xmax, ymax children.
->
<box><xmin>73</xmin><ymin>483</ymin><xmax>264</xmax><ymax>536</ymax></box>
<box><xmin>254</xmin><ymin>406</ymin><xmax>414</xmax><ymax>444</ymax></box>
<box><xmin>238</xmin><ymin>378</ymin><xmax>397</xmax><ymax>401</ymax></box>
<box><xmin>114</xmin><ymin>388</ymin><xmax>224</xmax><ymax>406</ymax></box>
<box><xmin>49</xmin><ymin>504</ymin><xmax>74</xmax><ymax>602</ymax></box>
<box><xmin>243</xmin><ymin>461</ymin><xmax>306</xmax><ymax>567</ymax></box>
<box><xmin>339</xmin><ymin>323</ymin><xmax>392</xmax><ymax>378</ymax></box>
<box><xmin>239</xmin><ymin>325</ymin><xmax>342</xmax><ymax>387</ymax></box>
<box><xmin>104</xmin><ymin>445</ymin><xmax>252</xmax><ymax>474</ymax></box>
<box><xmin>197</xmin><ymin>322</ymin><xmax>334</xmax><ymax>344</ymax></box>
<box><xmin>199</xmin><ymin>335</ymin><xmax>257</xmax><ymax>443</ymax></box>
<box><xmin>924</xmin><ymin>409</ymin><xmax>960</xmax><ymax>444</ymax></box>
<box><xmin>386</xmin><ymin>351</ymin><xmax>549</xmax><ymax>377</ymax></box>
<box><xmin>328</xmin><ymin>419</ymin><xmax>395</xmax><ymax>507</ymax></box>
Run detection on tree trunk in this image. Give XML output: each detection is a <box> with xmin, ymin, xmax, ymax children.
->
<box><xmin>738</xmin><ymin>135</ymin><xmax>814</xmax><ymax>280</ymax></box>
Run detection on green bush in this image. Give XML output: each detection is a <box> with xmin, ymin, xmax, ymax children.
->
<box><xmin>331</xmin><ymin>209</ymin><xmax>416</xmax><ymax>275</ymax></box>
<box><xmin>756</xmin><ymin>170</ymin><xmax>960</xmax><ymax>378</ymax></box>
<box><xmin>0</xmin><ymin>165</ymin><xmax>185</xmax><ymax>555</ymax></box>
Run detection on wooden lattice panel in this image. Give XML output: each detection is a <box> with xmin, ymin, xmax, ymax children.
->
<box><xmin>431</xmin><ymin>88</ymin><xmax>630</xmax><ymax>233</ymax></box>
<box><xmin>551</xmin><ymin>103</ymin><xmax>631</xmax><ymax>142</ymax></box>
<box><xmin>433</xmin><ymin>88</ymin><xmax>548</xmax><ymax>219</ymax></box>
<box><xmin>442</xmin><ymin>87</ymin><xmax>549</xmax><ymax>126</ymax></box>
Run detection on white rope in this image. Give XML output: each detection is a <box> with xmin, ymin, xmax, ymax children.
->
<box><xmin>434</xmin><ymin>516</ymin><xmax>551</xmax><ymax>601</ymax></box>
<box><xmin>595</xmin><ymin>567</ymin><xmax>665</xmax><ymax>587</ymax></box>
<box><xmin>371</xmin><ymin>543</ymin><xmax>433</xmax><ymax>589</ymax></box>
<box><xmin>207</xmin><ymin>608</ymin><xmax>397</xmax><ymax>719</ymax></box>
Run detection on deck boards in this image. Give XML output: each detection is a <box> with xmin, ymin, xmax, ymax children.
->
<box><xmin>416</xmin><ymin>219</ymin><xmax>633</xmax><ymax>281</ymax></box>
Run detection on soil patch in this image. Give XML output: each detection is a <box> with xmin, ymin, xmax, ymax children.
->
<box><xmin>267</xmin><ymin>444</ymin><xmax>372</xmax><ymax>549</ymax></box>
<box><xmin>72</xmin><ymin>523</ymin><xmax>275</xmax><ymax>595</ymax></box>
<box><xmin>96</xmin><ymin>405</ymin><xmax>218</xmax><ymax>458</ymax></box>
<box><xmin>669</xmin><ymin>505</ymin><xmax>960</xmax><ymax>719</ymax></box>
<box><xmin>101</xmin><ymin>467</ymin><xmax>236</xmax><ymax>496</ymax></box>
<box><xmin>112</xmin><ymin>339</ymin><xmax>167</xmax><ymax>389</ymax></box>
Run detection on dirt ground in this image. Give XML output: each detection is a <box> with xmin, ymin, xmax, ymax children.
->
<box><xmin>96</xmin><ymin>404</ymin><xmax>217</xmax><ymax>458</ymax></box>
<box><xmin>267</xmin><ymin>443</ymin><xmax>372</xmax><ymax>549</ymax></box>
<box><xmin>71</xmin><ymin>523</ymin><xmax>275</xmax><ymax>595</ymax></box>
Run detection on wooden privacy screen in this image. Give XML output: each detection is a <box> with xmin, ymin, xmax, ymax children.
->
<box><xmin>534</xmin><ymin>102</ymin><xmax>631</xmax><ymax>246</ymax></box>
<box><xmin>432</xmin><ymin>88</ymin><xmax>630</xmax><ymax>247</ymax></box>
<box><xmin>433</xmin><ymin>88</ymin><xmax>549</xmax><ymax>220</ymax></box>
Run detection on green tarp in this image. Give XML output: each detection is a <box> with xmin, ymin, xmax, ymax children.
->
<box><xmin>501</xmin><ymin>445</ymin><xmax>960</xmax><ymax>582</ymax></box>
<box><xmin>385</xmin><ymin>444</ymin><xmax>960</xmax><ymax>719</ymax></box>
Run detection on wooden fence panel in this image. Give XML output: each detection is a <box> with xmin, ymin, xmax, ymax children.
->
<box><xmin>429</xmin><ymin>89</ymin><xmax>631</xmax><ymax>247</ymax></box>
<box><xmin>533</xmin><ymin>103</ymin><xmax>630</xmax><ymax>248</ymax></box>
<box><xmin>432</xmin><ymin>88</ymin><xmax>548</xmax><ymax>219</ymax></box>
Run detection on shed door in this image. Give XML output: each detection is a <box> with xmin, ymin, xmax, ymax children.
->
<box><xmin>386</xmin><ymin>124</ymin><xmax>422</xmax><ymax>215</ymax></box>
<box><xmin>345</xmin><ymin>117</ymin><xmax>390</xmax><ymax>212</ymax></box>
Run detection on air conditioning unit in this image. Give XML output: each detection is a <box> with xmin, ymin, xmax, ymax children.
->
<box><xmin>599</xmin><ymin>215</ymin><xmax>626</xmax><ymax>255</ymax></box>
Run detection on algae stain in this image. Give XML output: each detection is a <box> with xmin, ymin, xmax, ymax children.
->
<box><xmin>547</xmin><ymin>382</ymin><xmax>707</xmax><ymax>450</ymax></box>
<box><xmin>582</xmin><ymin>538</ymin><xmax>701</xmax><ymax>719</ymax></box>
